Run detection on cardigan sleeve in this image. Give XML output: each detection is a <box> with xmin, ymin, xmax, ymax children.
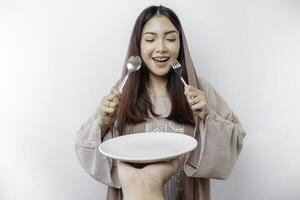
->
<box><xmin>74</xmin><ymin>110</ymin><xmax>121</xmax><ymax>188</ymax></box>
<box><xmin>184</xmin><ymin>78</ymin><xmax>246</xmax><ymax>180</ymax></box>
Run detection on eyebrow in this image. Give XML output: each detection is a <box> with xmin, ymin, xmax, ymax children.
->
<box><xmin>143</xmin><ymin>30</ymin><xmax>178</xmax><ymax>35</ymax></box>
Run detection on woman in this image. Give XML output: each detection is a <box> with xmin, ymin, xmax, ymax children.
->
<box><xmin>75</xmin><ymin>5</ymin><xmax>246</xmax><ymax>200</ymax></box>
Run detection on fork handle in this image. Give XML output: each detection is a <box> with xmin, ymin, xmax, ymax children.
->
<box><xmin>180</xmin><ymin>77</ymin><xmax>188</xmax><ymax>87</ymax></box>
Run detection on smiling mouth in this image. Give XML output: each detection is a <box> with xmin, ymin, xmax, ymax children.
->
<box><xmin>152</xmin><ymin>57</ymin><xmax>170</xmax><ymax>63</ymax></box>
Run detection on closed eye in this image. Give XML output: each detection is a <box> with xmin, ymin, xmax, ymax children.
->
<box><xmin>145</xmin><ymin>39</ymin><xmax>155</xmax><ymax>42</ymax></box>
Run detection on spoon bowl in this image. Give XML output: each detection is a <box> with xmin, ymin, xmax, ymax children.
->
<box><xmin>118</xmin><ymin>56</ymin><xmax>142</xmax><ymax>92</ymax></box>
<box><xmin>127</xmin><ymin>56</ymin><xmax>142</xmax><ymax>71</ymax></box>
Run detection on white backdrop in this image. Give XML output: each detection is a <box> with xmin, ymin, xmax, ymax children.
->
<box><xmin>1</xmin><ymin>0</ymin><xmax>300</xmax><ymax>199</ymax></box>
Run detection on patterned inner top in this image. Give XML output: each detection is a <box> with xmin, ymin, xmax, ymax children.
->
<box><xmin>145</xmin><ymin>95</ymin><xmax>185</xmax><ymax>200</ymax></box>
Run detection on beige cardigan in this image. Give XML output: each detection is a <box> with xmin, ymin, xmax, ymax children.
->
<box><xmin>75</xmin><ymin>77</ymin><xmax>246</xmax><ymax>200</ymax></box>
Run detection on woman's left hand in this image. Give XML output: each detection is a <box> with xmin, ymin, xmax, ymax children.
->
<box><xmin>184</xmin><ymin>85</ymin><xmax>209</xmax><ymax>120</ymax></box>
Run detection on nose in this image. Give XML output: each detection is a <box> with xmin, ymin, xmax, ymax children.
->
<box><xmin>155</xmin><ymin>39</ymin><xmax>167</xmax><ymax>53</ymax></box>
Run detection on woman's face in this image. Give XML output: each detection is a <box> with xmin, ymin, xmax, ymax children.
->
<box><xmin>140</xmin><ymin>15</ymin><xmax>180</xmax><ymax>77</ymax></box>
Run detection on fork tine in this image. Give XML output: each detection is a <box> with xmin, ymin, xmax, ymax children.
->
<box><xmin>171</xmin><ymin>60</ymin><xmax>177</xmax><ymax>68</ymax></box>
<box><xmin>174</xmin><ymin>60</ymin><xmax>180</xmax><ymax>68</ymax></box>
<box><xmin>170</xmin><ymin>60</ymin><xmax>174</xmax><ymax>66</ymax></box>
<box><xmin>174</xmin><ymin>59</ymin><xmax>180</xmax><ymax>66</ymax></box>
<box><xmin>176</xmin><ymin>60</ymin><xmax>181</xmax><ymax>67</ymax></box>
<box><xmin>170</xmin><ymin>59</ymin><xmax>187</xmax><ymax>86</ymax></box>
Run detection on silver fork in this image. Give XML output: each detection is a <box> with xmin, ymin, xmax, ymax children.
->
<box><xmin>170</xmin><ymin>59</ymin><xmax>188</xmax><ymax>87</ymax></box>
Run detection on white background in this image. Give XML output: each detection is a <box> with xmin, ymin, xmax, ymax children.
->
<box><xmin>1</xmin><ymin>0</ymin><xmax>300</xmax><ymax>199</ymax></box>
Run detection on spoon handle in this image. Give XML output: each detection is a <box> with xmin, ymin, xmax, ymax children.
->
<box><xmin>118</xmin><ymin>72</ymin><xmax>130</xmax><ymax>93</ymax></box>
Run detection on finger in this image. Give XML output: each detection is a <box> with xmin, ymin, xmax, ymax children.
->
<box><xmin>118</xmin><ymin>161</ymin><xmax>132</xmax><ymax>168</ymax></box>
<box><xmin>154</xmin><ymin>159</ymin><xmax>178</xmax><ymax>174</ymax></box>
<box><xmin>102</xmin><ymin>98</ymin><xmax>110</xmax><ymax>107</ymax></box>
<box><xmin>111</xmin><ymin>87</ymin><xmax>121</xmax><ymax>99</ymax></box>
<box><xmin>107</xmin><ymin>93</ymin><xmax>121</xmax><ymax>103</ymax></box>
<box><xmin>107</xmin><ymin>87</ymin><xmax>121</xmax><ymax>100</ymax></box>
<box><xmin>188</xmin><ymin>95</ymin><xmax>205</xmax><ymax>105</ymax></box>
<box><xmin>118</xmin><ymin>161</ymin><xmax>139</xmax><ymax>173</ymax></box>
<box><xmin>105</xmin><ymin>99</ymin><xmax>118</xmax><ymax>108</ymax></box>
<box><xmin>184</xmin><ymin>85</ymin><xmax>193</xmax><ymax>95</ymax></box>
<box><xmin>106</xmin><ymin>93</ymin><xmax>116</xmax><ymax>101</ymax></box>
<box><xmin>117</xmin><ymin>161</ymin><xmax>134</xmax><ymax>173</ymax></box>
<box><xmin>103</xmin><ymin>110</ymin><xmax>116</xmax><ymax>118</ymax></box>
<box><xmin>191</xmin><ymin>101</ymin><xmax>207</xmax><ymax>111</ymax></box>
<box><xmin>161</xmin><ymin>159</ymin><xmax>178</xmax><ymax>168</ymax></box>
<box><xmin>103</xmin><ymin>98</ymin><xmax>120</xmax><ymax>110</ymax></box>
<box><xmin>111</xmin><ymin>96</ymin><xmax>120</xmax><ymax>107</ymax></box>
<box><xmin>199</xmin><ymin>110</ymin><xmax>208</xmax><ymax>119</ymax></box>
<box><xmin>187</xmin><ymin>90</ymin><xmax>204</xmax><ymax>99</ymax></box>
<box><xmin>169</xmin><ymin>159</ymin><xmax>179</xmax><ymax>170</ymax></box>
<box><xmin>187</xmin><ymin>94</ymin><xmax>204</xmax><ymax>104</ymax></box>
<box><xmin>100</xmin><ymin>99</ymin><xmax>119</xmax><ymax>118</ymax></box>
<box><xmin>185</xmin><ymin>90</ymin><xmax>204</xmax><ymax>99</ymax></box>
<box><xmin>99</xmin><ymin>104</ymin><xmax>115</xmax><ymax>114</ymax></box>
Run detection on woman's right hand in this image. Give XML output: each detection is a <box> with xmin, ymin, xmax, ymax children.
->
<box><xmin>98</xmin><ymin>87</ymin><xmax>121</xmax><ymax>136</ymax></box>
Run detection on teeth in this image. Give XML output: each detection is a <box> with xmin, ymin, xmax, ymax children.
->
<box><xmin>154</xmin><ymin>57</ymin><xmax>169</xmax><ymax>62</ymax></box>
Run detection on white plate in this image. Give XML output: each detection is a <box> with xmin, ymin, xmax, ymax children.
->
<box><xmin>99</xmin><ymin>132</ymin><xmax>198</xmax><ymax>163</ymax></box>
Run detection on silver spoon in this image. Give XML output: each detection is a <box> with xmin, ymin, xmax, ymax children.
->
<box><xmin>118</xmin><ymin>56</ymin><xmax>142</xmax><ymax>93</ymax></box>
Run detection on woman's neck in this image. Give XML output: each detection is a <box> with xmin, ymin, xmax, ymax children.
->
<box><xmin>148</xmin><ymin>74</ymin><xmax>168</xmax><ymax>96</ymax></box>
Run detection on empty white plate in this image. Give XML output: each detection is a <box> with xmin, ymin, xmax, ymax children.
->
<box><xmin>98</xmin><ymin>132</ymin><xmax>198</xmax><ymax>163</ymax></box>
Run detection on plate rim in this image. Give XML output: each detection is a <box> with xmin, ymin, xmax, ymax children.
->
<box><xmin>98</xmin><ymin>132</ymin><xmax>198</xmax><ymax>163</ymax></box>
